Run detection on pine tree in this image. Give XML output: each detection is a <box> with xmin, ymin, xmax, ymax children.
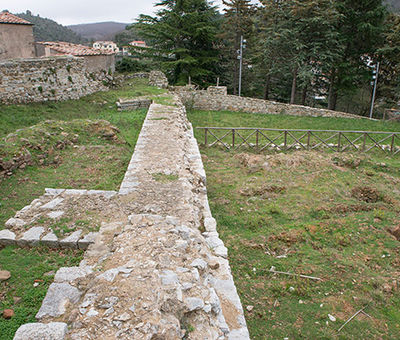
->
<box><xmin>134</xmin><ymin>0</ymin><xmax>221</xmax><ymax>86</ymax></box>
<box><xmin>220</xmin><ymin>0</ymin><xmax>255</xmax><ymax>94</ymax></box>
<box><xmin>327</xmin><ymin>0</ymin><xmax>387</xmax><ymax>110</ymax></box>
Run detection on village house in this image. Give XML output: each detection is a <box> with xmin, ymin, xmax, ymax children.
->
<box><xmin>36</xmin><ymin>41</ymin><xmax>116</xmax><ymax>73</ymax></box>
<box><xmin>129</xmin><ymin>40</ymin><xmax>147</xmax><ymax>48</ymax></box>
<box><xmin>0</xmin><ymin>11</ymin><xmax>35</xmax><ymax>60</ymax></box>
<box><xmin>93</xmin><ymin>41</ymin><xmax>119</xmax><ymax>53</ymax></box>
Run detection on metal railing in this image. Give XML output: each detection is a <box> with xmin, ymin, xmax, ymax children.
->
<box><xmin>196</xmin><ymin>127</ymin><xmax>400</xmax><ymax>155</ymax></box>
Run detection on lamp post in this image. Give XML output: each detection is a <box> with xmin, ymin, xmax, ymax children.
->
<box><xmin>237</xmin><ymin>35</ymin><xmax>246</xmax><ymax>97</ymax></box>
<box><xmin>369</xmin><ymin>61</ymin><xmax>380</xmax><ymax>119</ymax></box>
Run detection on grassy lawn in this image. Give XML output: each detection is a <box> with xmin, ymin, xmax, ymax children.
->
<box><xmin>189</xmin><ymin>110</ymin><xmax>400</xmax><ymax>339</ymax></box>
<box><xmin>0</xmin><ymin>77</ymin><xmax>159</xmax><ymax>338</ymax></box>
<box><xmin>0</xmin><ymin>247</ymin><xmax>83</xmax><ymax>339</ymax></box>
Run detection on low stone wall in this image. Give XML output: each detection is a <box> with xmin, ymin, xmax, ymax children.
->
<box><xmin>177</xmin><ymin>89</ymin><xmax>363</xmax><ymax>119</ymax></box>
<box><xmin>0</xmin><ymin>56</ymin><xmax>109</xmax><ymax>104</ymax></box>
<box><xmin>116</xmin><ymin>97</ymin><xmax>152</xmax><ymax>111</ymax></box>
<box><xmin>12</xmin><ymin>97</ymin><xmax>249</xmax><ymax>339</ymax></box>
<box><xmin>149</xmin><ymin>70</ymin><xmax>169</xmax><ymax>88</ymax></box>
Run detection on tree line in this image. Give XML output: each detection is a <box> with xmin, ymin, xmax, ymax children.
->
<box><xmin>128</xmin><ymin>0</ymin><xmax>400</xmax><ymax>116</ymax></box>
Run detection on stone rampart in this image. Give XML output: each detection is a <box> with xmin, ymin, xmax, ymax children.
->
<box><xmin>0</xmin><ymin>56</ymin><xmax>109</xmax><ymax>104</ymax></box>
<box><xmin>149</xmin><ymin>70</ymin><xmax>169</xmax><ymax>88</ymax></box>
<box><xmin>177</xmin><ymin>89</ymin><xmax>363</xmax><ymax>119</ymax></box>
<box><xmin>12</xmin><ymin>97</ymin><xmax>249</xmax><ymax>339</ymax></box>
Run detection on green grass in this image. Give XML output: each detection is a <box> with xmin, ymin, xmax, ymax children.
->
<box><xmin>0</xmin><ymin>78</ymin><xmax>165</xmax><ymax>140</ymax></box>
<box><xmin>189</xmin><ymin>110</ymin><xmax>400</xmax><ymax>339</ymax></box>
<box><xmin>152</xmin><ymin>172</ymin><xmax>179</xmax><ymax>182</ymax></box>
<box><xmin>0</xmin><ymin>246</ymin><xmax>83</xmax><ymax>339</ymax></box>
<box><xmin>188</xmin><ymin>110</ymin><xmax>400</xmax><ymax>149</ymax></box>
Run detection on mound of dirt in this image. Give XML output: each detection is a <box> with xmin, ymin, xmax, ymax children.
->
<box><xmin>351</xmin><ymin>186</ymin><xmax>382</xmax><ymax>203</ymax></box>
<box><xmin>332</xmin><ymin>155</ymin><xmax>363</xmax><ymax>169</ymax></box>
<box><xmin>235</xmin><ymin>151</ymin><xmax>332</xmax><ymax>171</ymax></box>
<box><xmin>0</xmin><ymin>120</ymin><xmax>123</xmax><ymax>178</ymax></box>
<box><xmin>239</xmin><ymin>184</ymin><xmax>286</xmax><ymax>197</ymax></box>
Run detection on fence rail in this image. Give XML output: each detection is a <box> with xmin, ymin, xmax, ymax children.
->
<box><xmin>196</xmin><ymin>127</ymin><xmax>400</xmax><ymax>155</ymax></box>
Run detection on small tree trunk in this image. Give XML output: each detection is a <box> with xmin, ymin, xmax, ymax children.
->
<box><xmin>328</xmin><ymin>70</ymin><xmax>337</xmax><ymax>111</ymax></box>
<box><xmin>264</xmin><ymin>74</ymin><xmax>270</xmax><ymax>100</ymax></box>
<box><xmin>290</xmin><ymin>67</ymin><xmax>298</xmax><ymax>104</ymax></box>
<box><xmin>301</xmin><ymin>85</ymin><xmax>307</xmax><ymax>106</ymax></box>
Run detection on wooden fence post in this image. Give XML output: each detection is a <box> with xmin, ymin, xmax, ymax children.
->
<box><xmin>205</xmin><ymin>128</ymin><xmax>208</xmax><ymax>147</ymax></box>
<box><xmin>338</xmin><ymin>132</ymin><xmax>342</xmax><ymax>152</ymax></box>
<box><xmin>256</xmin><ymin>129</ymin><xmax>259</xmax><ymax>150</ymax></box>
<box><xmin>284</xmin><ymin>130</ymin><xmax>288</xmax><ymax>151</ymax></box>
<box><xmin>232</xmin><ymin>129</ymin><xmax>235</xmax><ymax>148</ymax></box>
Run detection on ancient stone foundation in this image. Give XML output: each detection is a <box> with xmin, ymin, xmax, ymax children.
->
<box><xmin>177</xmin><ymin>88</ymin><xmax>363</xmax><ymax>119</ymax></box>
<box><xmin>0</xmin><ymin>56</ymin><xmax>109</xmax><ymax>104</ymax></box>
<box><xmin>149</xmin><ymin>70</ymin><xmax>169</xmax><ymax>89</ymax></box>
<box><xmin>11</xmin><ymin>96</ymin><xmax>249</xmax><ymax>339</ymax></box>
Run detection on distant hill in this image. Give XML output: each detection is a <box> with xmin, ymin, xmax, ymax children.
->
<box><xmin>15</xmin><ymin>11</ymin><xmax>85</xmax><ymax>43</ymax></box>
<box><xmin>68</xmin><ymin>22</ymin><xmax>129</xmax><ymax>42</ymax></box>
<box><xmin>386</xmin><ymin>0</ymin><xmax>400</xmax><ymax>12</ymax></box>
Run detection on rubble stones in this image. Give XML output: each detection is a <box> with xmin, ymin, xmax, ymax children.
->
<box><xmin>185</xmin><ymin>297</ymin><xmax>205</xmax><ymax>312</ymax></box>
<box><xmin>14</xmin><ymin>322</ymin><xmax>68</xmax><ymax>340</ymax></box>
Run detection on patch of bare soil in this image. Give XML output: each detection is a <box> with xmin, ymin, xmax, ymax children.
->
<box><xmin>268</xmin><ymin>229</ymin><xmax>304</xmax><ymax>246</ymax></box>
<box><xmin>235</xmin><ymin>151</ymin><xmax>334</xmax><ymax>172</ymax></box>
<box><xmin>318</xmin><ymin>203</ymin><xmax>383</xmax><ymax>215</ymax></box>
<box><xmin>239</xmin><ymin>184</ymin><xmax>286</xmax><ymax>197</ymax></box>
<box><xmin>331</xmin><ymin>155</ymin><xmax>364</xmax><ymax>169</ymax></box>
<box><xmin>351</xmin><ymin>186</ymin><xmax>382</xmax><ymax>203</ymax></box>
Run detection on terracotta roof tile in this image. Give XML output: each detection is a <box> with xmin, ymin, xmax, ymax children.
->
<box><xmin>37</xmin><ymin>41</ymin><xmax>115</xmax><ymax>56</ymax></box>
<box><xmin>0</xmin><ymin>12</ymin><xmax>32</xmax><ymax>25</ymax></box>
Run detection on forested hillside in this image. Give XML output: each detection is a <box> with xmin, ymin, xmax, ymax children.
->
<box><xmin>68</xmin><ymin>22</ymin><xmax>128</xmax><ymax>41</ymax></box>
<box><xmin>16</xmin><ymin>11</ymin><xmax>85</xmax><ymax>43</ymax></box>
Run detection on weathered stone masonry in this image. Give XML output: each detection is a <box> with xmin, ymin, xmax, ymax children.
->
<box><xmin>0</xmin><ymin>56</ymin><xmax>109</xmax><ymax>104</ymax></box>
<box><xmin>12</xmin><ymin>96</ymin><xmax>249</xmax><ymax>339</ymax></box>
<box><xmin>177</xmin><ymin>87</ymin><xmax>363</xmax><ymax>119</ymax></box>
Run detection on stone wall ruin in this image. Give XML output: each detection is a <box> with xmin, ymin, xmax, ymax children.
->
<box><xmin>0</xmin><ymin>56</ymin><xmax>110</xmax><ymax>104</ymax></box>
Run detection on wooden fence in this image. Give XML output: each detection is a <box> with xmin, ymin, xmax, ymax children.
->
<box><xmin>196</xmin><ymin>127</ymin><xmax>400</xmax><ymax>155</ymax></box>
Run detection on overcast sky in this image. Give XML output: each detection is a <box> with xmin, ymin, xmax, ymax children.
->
<box><xmin>2</xmin><ymin>0</ymin><xmax>259</xmax><ymax>26</ymax></box>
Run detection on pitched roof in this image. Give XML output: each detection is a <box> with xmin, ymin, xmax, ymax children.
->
<box><xmin>0</xmin><ymin>12</ymin><xmax>33</xmax><ymax>25</ymax></box>
<box><xmin>37</xmin><ymin>41</ymin><xmax>115</xmax><ymax>56</ymax></box>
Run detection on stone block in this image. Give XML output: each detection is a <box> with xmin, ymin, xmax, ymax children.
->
<box><xmin>36</xmin><ymin>283</ymin><xmax>81</xmax><ymax>319</ymax></box>
<box><xmin>60</xmin><ymin>230</ymin><xmax>82</xmax><ymax>249</ymax></box>
<box><xmin>41</xmin><ymin>232</ymin><xmax>59</xmax><ymax>248</ymax></box>
<box><xmin>0</xmin><ymin>229</ymin><xmax>16</xmax><ymax>245</ymax></box>
<box><xmin>40</xmin><ymin>198</ymin><xmax>64</xmax><ymax>210</ymax></box>
<box><xmin>54</xmin><ymin>266</ymin><xmax>93</xmax><ymax>283</ymax></box>
<box><xmin>204</xmin><ymin>217</ymin><xmax>217</xmax><ymax>232</ymax></box>
<box><xmin>45</xmin><ymin>188</ymin><xmax>65</xmax><ymax>196</ymax></box>
<box><xmin>78</xmin><ymin>232</ymin><xmax>99</xmax><ymax>250</ymax></box>
<box><xmin>18</xmin><ymin>227</ymin><xmax>45</xmax><ymax>246</ymax></box>
<box><xmin>5</xmin><ymin>218</ymin><xmax>26</xmax><ymax>228</ymax></box>
<box><xmin>14</xmin><ymin>322</ymin><xmax>68</xmax><ymax>340</ymax></box>
<box><xmin>47</xmin><ymin>211</ymin><xmax>65</xmax><ymax>219</ymax></box>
